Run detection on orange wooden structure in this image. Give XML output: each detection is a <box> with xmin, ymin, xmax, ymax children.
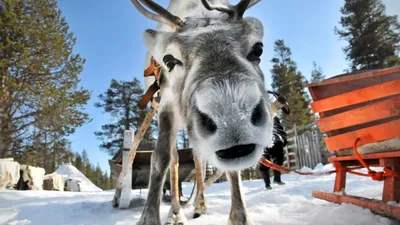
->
<box><xmin>305</xmin><ymin>66</ymin><xmax>400</xmax><ymax>220</ymax></box>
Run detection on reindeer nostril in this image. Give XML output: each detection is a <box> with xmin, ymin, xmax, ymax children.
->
<box><xmin>199</xmin><ymin>111</ymin><xmax>217</xmax><ymax>134</ymax></box>
<box><xmin>251</xmin><ymin>100</ymin><xmax>266</xmax><ymax>126</ymax></box>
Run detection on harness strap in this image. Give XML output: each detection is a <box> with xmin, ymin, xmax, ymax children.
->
<box><xmin>138</xmin><ymin>57</ymin><xmax>162</xmax><ymax>109</ymax></box>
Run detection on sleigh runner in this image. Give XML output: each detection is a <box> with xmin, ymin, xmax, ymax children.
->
<box><xmin>305</xmin><ymin>66</ymin><xmax>400</xmax><ymax>219</ymax></box>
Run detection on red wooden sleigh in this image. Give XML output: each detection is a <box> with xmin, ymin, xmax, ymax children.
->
<box><xmin>305</xmin><ymin>66</ymin><xmax>400</xmax><ymax>220</ymax></box>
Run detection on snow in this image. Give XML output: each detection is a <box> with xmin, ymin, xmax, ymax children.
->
<box><xmin>0</xmin><ymin>163</ymin><xmax>398</xmax><ymax>225</ymax></box>
<box><xmin>55</xmin><ymin>163</ymin><xmax>102</xmax><ymax>192</ymax></box>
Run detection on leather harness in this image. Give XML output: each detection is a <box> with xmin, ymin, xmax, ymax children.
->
<box><xmin>138</xmin><ymin>57</ymin><xmax>162</xmax><ymax>109</ymax></box>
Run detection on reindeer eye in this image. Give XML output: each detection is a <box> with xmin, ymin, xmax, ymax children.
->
<box><xmin>247</xmin><ymin>42</ymin><xmax>263</xmax><ymax>63</ymax></box>
<box><xmin>163</xmin><ymin>54</ymin><xmax>182</xmax><ymax>72</ymax></box>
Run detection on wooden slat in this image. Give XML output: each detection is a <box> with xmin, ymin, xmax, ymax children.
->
<box><xmin>325</xmin><ymin>119</ymin><xmax>400</xmax><ymax>151</ymax></box>
<box><xmin>304</xmin><ymin>66</ymin><xmax>400</xmax><ymax>88</ymax></box>
<box><xmin>328</xmin><ymin>151</ymin><xmax>400</xmax><ymax>162</ymax></box>
<box><xmin>311</xmin><ymin>79</ymin><xmax>400</xmax><ymax>113</ymax></box>
<box><xmin>380</xmin><ymin>158</ymin><xmax>400</xmax><ymax>203</ymax></box>
<box><xmin>312</xmin><ymin>190</ymin><xmax>400</xmax><ymax>220</ymax></box>
<box><xmin>317</xmin><ymin>96</ymin><xmax>400</xmax><ymax>132</ymax></box>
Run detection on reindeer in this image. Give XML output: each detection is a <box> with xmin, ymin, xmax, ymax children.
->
<box><xmin>131</xmin><ymin>0</ymin><xmax>272</xmax><ymax>224</ymax></box>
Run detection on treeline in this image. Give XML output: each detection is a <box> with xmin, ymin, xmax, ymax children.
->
<box><xmin>70</xmin><ymin>150</ymin><xmax>114</xmax><ymax>190</ymax></box>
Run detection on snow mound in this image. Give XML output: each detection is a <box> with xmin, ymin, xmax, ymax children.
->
<box><xmin>55</xmin><ymin>163</ymin><xmax>102</xmax><ymax>192</ymax></box>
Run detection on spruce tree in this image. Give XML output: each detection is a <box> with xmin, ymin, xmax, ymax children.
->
<box><xmin>103</xmin><ymin>171</ymin><xmax>111</xmax><ymax>190</ymax></box>
<box><xmin>335</xmin><ymin>0</ymin><xmax>400</xmax><ymax>71</ymax></box>
<box><xmin>74</xmin><ymin>153</ymin><xmax>83</xmax><ymax>172</ymax></box>
<box><xmin>94</xmin><ymin>78</ymin><xmax>157</xmax><ymax>156</ymax></box>
<box><xmin>81</xmin><ymin>150</ymin><xmax>89</xmax><ymax>175</ymax></box>
<box><xmin>270</xmin><ymin>40</ymin><xmax>314</xmax><ymax>129</ymax></box>
<box><xmin>311</xmin><ymin>62</ymin><xmax>325</xmax><ymax>83</ymax></box>
<box><xmin>85</xmin><ymin>163</ymin><xmax>94</xmax><ymax>181</ymax></box>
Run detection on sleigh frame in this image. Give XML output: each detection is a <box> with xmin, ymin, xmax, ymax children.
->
<box><xmin>305</xmin><ymin>66</ymin><xmax>400</xmax><ymax>220</ymax></box>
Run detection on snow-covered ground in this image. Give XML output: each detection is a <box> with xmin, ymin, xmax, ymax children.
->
<box><xmin>0</xmin><ymin>164</ymin><xmax>399</xmax><ymax>225</ymax></box>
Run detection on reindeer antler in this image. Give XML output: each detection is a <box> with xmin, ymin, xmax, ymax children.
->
<box><xmin>201</xmin><ymin>0</ymin><xmax>261</xmax><ymax>19</ymax></box>
<box><xmin>130</xmin><ymin>0</ymin><xmax>184</xmax><ymax>30</ymax></box>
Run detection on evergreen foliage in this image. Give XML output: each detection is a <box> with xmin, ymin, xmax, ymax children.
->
<box><xmin>94</xmin><ymin>78</ymin><xmax>157</xmax><ymax>156</ymax></box>
<box><xmin>0</xmin><ymin>0</ymin><xmax>90</xmax><ymax>170</ymax></box>
<box><xmin>310</xmin><ymin>62</ymin><xmax>325</xmax><ymax>83</ymax></box>
<box><xmin>335</xmin><ymin>0</ymin><xmax>400</xmax><ymax>71</ymax></box>
<box><xmin>270</xmin><ymin>40</ymin><xmax>314</xmax><ymax>129</ymax></box>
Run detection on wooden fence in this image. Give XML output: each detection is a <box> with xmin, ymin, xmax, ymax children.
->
<box><xmin>284</xmin><ymin>122</ymin><xmax>327</xmax><ymax>170</ymax></box>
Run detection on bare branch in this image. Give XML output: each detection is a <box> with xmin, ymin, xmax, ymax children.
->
<box><xmin>7</xmin><ymin>119</ymin><xmax>37</xmax><ymax>136</ymax></box>
<box><xmin>12</xmin><ymin>111</ymin><xmax>39</xmax><ymax>122</ymax></box>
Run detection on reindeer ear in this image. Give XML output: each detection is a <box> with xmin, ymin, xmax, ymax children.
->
<box><xmin>143</xmin><ymin>29</ymin><xmax>158</xmax><ymax>53</ymax></box>
<box><xmin>143</xmin><ymin>29</ymin><xmax>171</xmax><ymax>62</ymax></box>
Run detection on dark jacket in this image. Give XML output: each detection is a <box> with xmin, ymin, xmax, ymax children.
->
<box><xmin>263</xmin><ymin>116</ymin><xmax>287</xmax><ymax>160</ymax></box>
<box><xmin>272</xmin><ymin>116</ymin><xmax>287</xmax><ymax>147</ymax></box>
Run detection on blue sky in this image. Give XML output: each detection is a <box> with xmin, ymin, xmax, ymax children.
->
<box><xmin>57</xmin><ymin>0</ymin><xmax>400</xmax><ymax>173</ymax></box>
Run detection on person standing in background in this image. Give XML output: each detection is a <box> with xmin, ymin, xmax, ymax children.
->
<box><xmin>259</xmin><ymin>116</ymin><xmax>288</xmax><ymax>189</ymax></box>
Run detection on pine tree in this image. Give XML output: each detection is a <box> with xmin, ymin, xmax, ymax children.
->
<box><xmin>0</xmin><ymin>0</ymin><xmax>90</xmax><ymax>159</ymax></box>
<box><xmin>311</xmin><ymin>62</ymin><xmax>325</xmax><ymax>83</ymax></box>
<box><xmin>103</xmin><ymin>171</ymin><xmax>111</xmax><ymax>190</ymax></box>
<box><xmin>335</xmin><ymin>0</ymin><xmax>400</xmax><ymax>71</ymax></box>
<box><xmin>85</xmin><ymin>163</ymin><xmax>94</xmax><ymax>182</ymax></box>
<box><xmin>74</xmin><ymin>153</ymin><xmax>83</xmax><ymax>172</ymax></box>
<box><xmin>81</xmin><ymin>149</ymin><xmax>89</xmax><ymax>175</ymax></box>
<box><xmin>94</xmin><ymin>78</ymin><xmax>157</xmax><ymax>156</ymax></box>
<box><xmin>94</xmin><ymin>163</ymin><xmax>103</xmax><ymax>187</ymax></box>
<box><xmin>109</xmin><ymin>172</ymin><xmax>116</xmax><ymax>189</ymax></box>
<box><xmin>270</xmin><ymin>40</ymin><xmax>314</xmax><ymax>129</ymax></box>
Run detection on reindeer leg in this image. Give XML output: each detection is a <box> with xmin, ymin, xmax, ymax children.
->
<box><xmin>165</xmin><ymin>145</ymin><xmax>188</xmax><ymax>225</ymax></box>
<box><xmin>226</xmin><ymin>171</ymin><xmax>253</xmax><ymax>225</ymax></box>
<box><xmin>136</xmin><ymin>108</ymin><xmax>177</xmax><ymax>225</ymax></box>
<box><xmin>193</xmin><ymin>154</ymin><xmax>207</xmax><ymax>218</ymax></box>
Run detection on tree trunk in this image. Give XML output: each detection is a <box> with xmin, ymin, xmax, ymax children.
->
<box><xmin>0</xmin><ymin>137</ymin><xmax>7</xmax><ymax>159</ymax></box>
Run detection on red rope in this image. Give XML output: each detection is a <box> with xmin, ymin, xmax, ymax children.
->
<box><xmin>258</xmin><ymin>139</ymin><xmax>400</xmax><ymax>181</ymax></box>
<box><xmin>258</xmin><ymin>158</ymin><xmax>336</xmax><ymax>176</ymax></box>
<box><xmin>352</xmin><ymin>138</ymin><xmax>400</xmax><ymax>181</ymax></box>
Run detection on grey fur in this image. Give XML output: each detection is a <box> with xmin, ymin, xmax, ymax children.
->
<box><xmin>135</xmin><ymin>1</ymin><xmax>272</xmax><ymax>225</ymax></box>
<box><xmin>227</xmin><ymin>171</ymin><xmax>252</xmax><ymax>225</ymax></box>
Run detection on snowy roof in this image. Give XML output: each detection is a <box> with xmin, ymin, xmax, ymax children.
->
<box><xmin>55</xmin><ymin>163</ymin><xmax>102</xmax><ymax>192</ymax></box>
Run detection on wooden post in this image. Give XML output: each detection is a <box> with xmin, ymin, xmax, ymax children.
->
<box><xmin>293</xmin><ymin>124</ymin><xmax>300</xmax><ymax>169</ymax></box>
<box><xmin>380</xmin><ymin>158</ymin><xmax>400</xmax><ymax>203</ymax></box>
<box><xmin>112</xmin><ymin>100</ymin><xmax>159</xmax><ymax>208</ymax></box>
<box><xmin>118</xmin><ymin>130</ymin><xmax>134</xmax><ymax>209</ymax></box>
<box><xmin>333</xmin><ymin>161</ymin><xmax>346</xmax><ymax>193</ymax></box>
